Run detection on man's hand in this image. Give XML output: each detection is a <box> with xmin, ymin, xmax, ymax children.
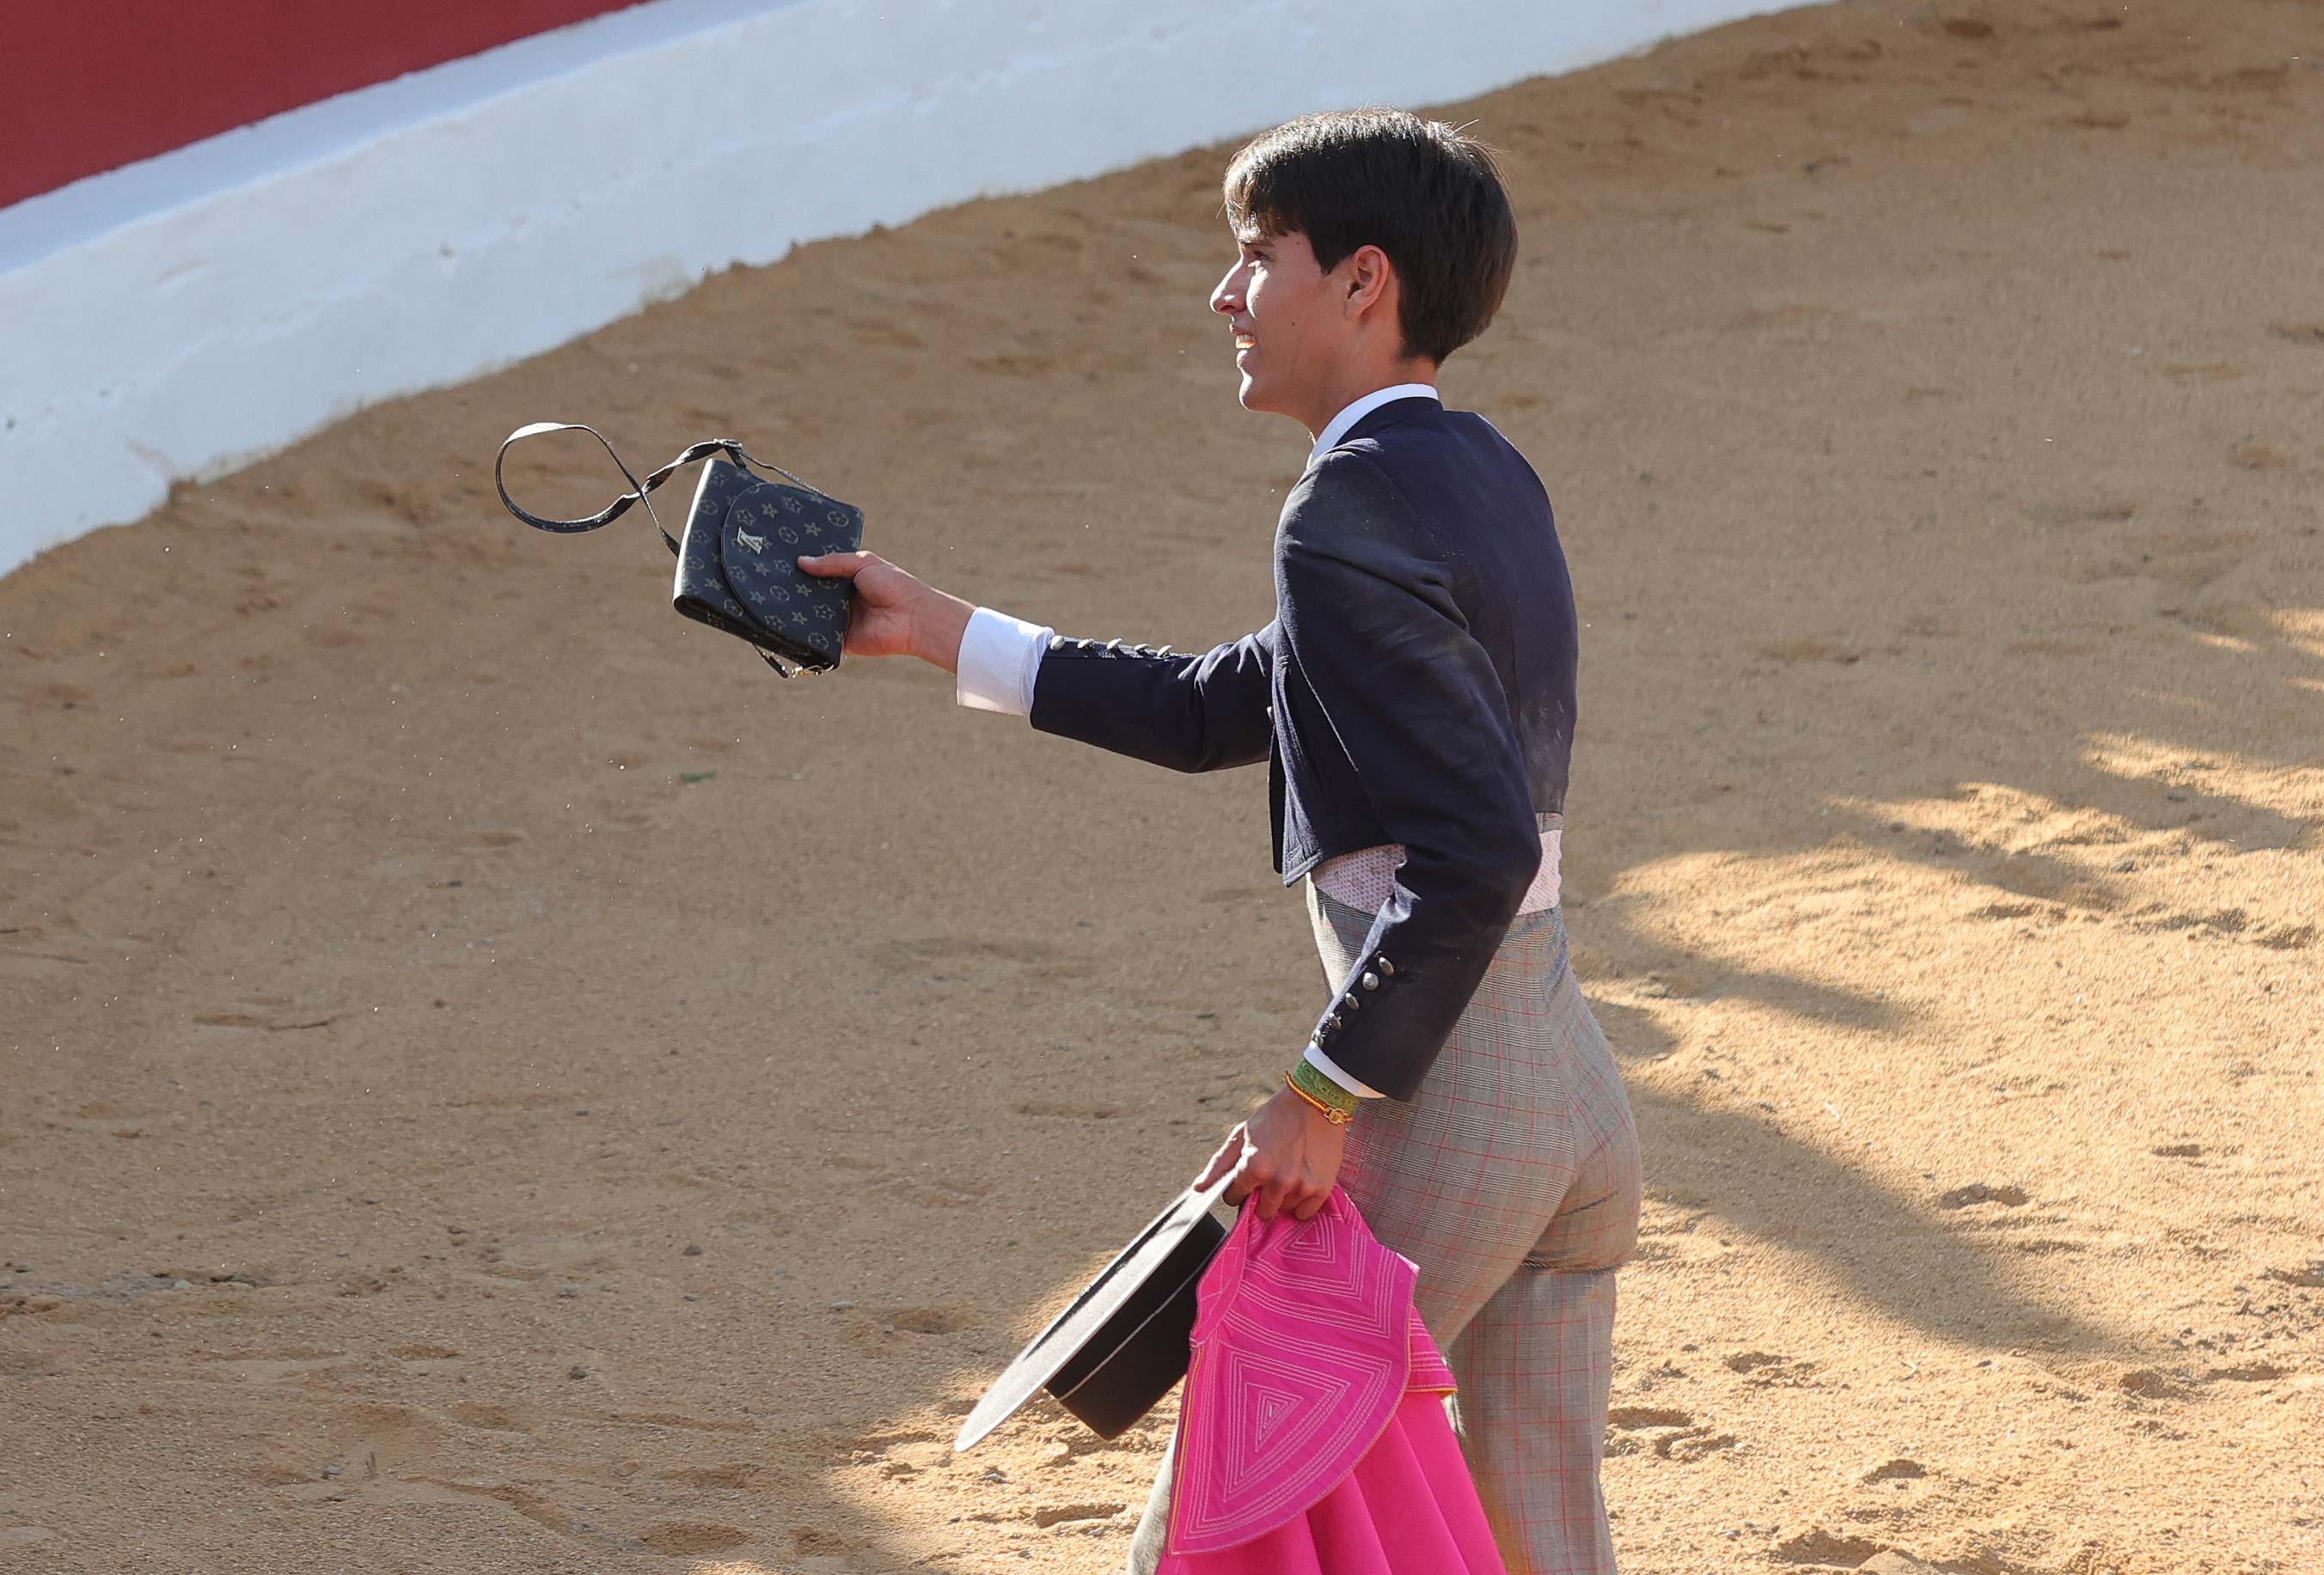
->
<box><xmin>797</xmin><ymin>552</ymin><xmax>974</xmax><ymax>670</ymax></box>
<box><xmin>1196</xmin><ymin>1084</ymin><xmax>1349</xmax><ymax>1223</ymax></box>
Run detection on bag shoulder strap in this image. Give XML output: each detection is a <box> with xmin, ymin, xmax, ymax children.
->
<box><xmin>493</xmin><ymin>422</ymin><xmax>818</xmax><ymax>554</ymax></box>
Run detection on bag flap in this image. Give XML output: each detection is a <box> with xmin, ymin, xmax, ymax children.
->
<box><xmin>673</xmin><ymin>460</ymin><xmax>863</xmax><ymax>670</ymax></box>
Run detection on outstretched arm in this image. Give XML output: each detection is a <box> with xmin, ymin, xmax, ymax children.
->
<box><xmin>799</xmin><ymin>550</ymin><xmax>1273</xmax><ymax>772</ymax></box>
<box><xmin>1027</xmin><ymin>626</ymin><xmax>1273</xmax><ymax>773</ymax></box>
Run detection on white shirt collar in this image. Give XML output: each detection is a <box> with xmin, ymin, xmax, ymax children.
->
<box><xmin>1310</xmin><ymin>383</ymin><xmax>1440</xmax><ymax>464</ymax></box>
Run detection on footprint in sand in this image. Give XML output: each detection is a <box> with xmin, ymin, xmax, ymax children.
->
<box><xmin>657</xmin><ymin>1463</ymin><xmax>768</xmax><ymax>1489</ymax></box>
<box><xmin>1617</xmin><ymin>1412</ymin><xmax>1691</xmax><ymax>1450</ymax></box>
<box><xmin>640</xmin><ymin>1522</ymin><xmax>749</xmax><ymax>1555</ymax></box>
<box><xmin>1605</xmin><ymin>1407</ymin><xmax>1686</xmax><ymax>1438</ymax></box>
<box><xmin>1970</xmin><ymin>900</ymin><xmax>2067</xmax><ymax>924</ymax></box>
<box><xmin>1773</xmin><ymin>1528</ymin><xmax>1887</xmax><ymax>1566</ymax></box>
<box><xmin>2009</xmin><ymin>1236</ymin><xmax>2092</xmax><ymax>1257</ymax></box>
<box><xmin>2205</xmin><ymin>1361</ymin><xmax>2287</xmax><ymax>1383</ymax></box>
<box><xmin>2118</xmin><ymin>1367</ymin><xmax>2192</xmax><ymax>1400</ymax></box>
<box><xmin>1660</xmin><ymin>1430</ymin><xmax>1738</xmax><ymax>1462</ymax></box>
<box><xmin>884</xmin><ymin>1303</ymin><xmax>970</xmax><ymax>1335</ymax></box>
<box><xmin>1605</xmin><ymin>1407</ymin><xmax>1735</xmax><ymax>1462</ymax></box>
<box><xmin>1031</xmin><ymin>1501</ymin><xmax>1126</xmax><ymax>1528</ymax></box>
<box><xmin>447</xmin><ymin>1401</ymin><xmax>529</xmax><ymax>1432</ymax></box>
<box><xmin>409</xmin><ymin>1478</ymin><xmax>572</xmax><ymax>1536</ymax></box>
<box><xmin>868</xmin><ymin>1437</ymin><xmax>953</xmax><ymax>1479</ymax></box>
<box><xmin>1724</xmin><ymin>1352</ymin><xmax>1822</xmax><ymax>1389</ymax></box>
<box><xmin>1862</xmin><ymin>1456</ymin><xmax>1927</xmax><ymax>1484</ymax></box>
<box><xmin>1937</xmin><ymin>1181</ymin><xmax>2028</xmax><ymax>1209</ymax></box>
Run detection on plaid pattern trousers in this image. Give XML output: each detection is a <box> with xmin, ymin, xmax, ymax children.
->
<box><xmin>1128</xmin><ymin>882</ymin><xmax>1641</xmax><ymax>1575</ymax></box>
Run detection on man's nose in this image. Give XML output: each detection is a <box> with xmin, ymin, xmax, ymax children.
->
<box><xmin>1210</xmin><ymin>264</ymin><xmax>1243</xmax><ymax>316</ymax></box>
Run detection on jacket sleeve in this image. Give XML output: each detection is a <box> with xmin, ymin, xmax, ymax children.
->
<box><xmin>1277</xmin><ymin>453</ymin><xmax>1542</xmax><ymax>1100</ymax></box>
<box><xmin>1027</xmin><ymin>629</ymin><xmax>1275</xmax><ymax>772</ymax></box>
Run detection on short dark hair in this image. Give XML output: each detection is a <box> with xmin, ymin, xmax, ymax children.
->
<box><xmin>1222</xmin><ymin>108</ymin><xmax>1518</xmax><ymax>364</ymax></box>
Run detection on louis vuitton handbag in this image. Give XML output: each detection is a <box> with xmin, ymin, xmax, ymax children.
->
<box><xmin>494</xmin><ymin>421</ymin><xmax>862</xmax><ymax>675</ymax></box>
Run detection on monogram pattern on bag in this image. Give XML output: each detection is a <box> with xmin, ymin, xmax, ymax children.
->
<box><xmin>672</xmin><ymin>461</ymin><xmax>861</xmax><ymax>672</ymax></box>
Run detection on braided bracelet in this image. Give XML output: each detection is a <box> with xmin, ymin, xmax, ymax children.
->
<box><xmin>1285</xmin><ymin>1060</ymin><xmax>1357</xmax><ymax>1124</ymax></box>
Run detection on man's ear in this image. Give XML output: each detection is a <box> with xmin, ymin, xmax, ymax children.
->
<box><xmin>1340</xmin><ymin>243</ymin><xmax>1396</xmax><ymax>319</ymax></box>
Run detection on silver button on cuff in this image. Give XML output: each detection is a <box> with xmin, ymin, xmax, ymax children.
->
<box><xmin>1361</xmin><ymin>971</ymin><xmax>1379</xmax><ymax>991</ymax></box>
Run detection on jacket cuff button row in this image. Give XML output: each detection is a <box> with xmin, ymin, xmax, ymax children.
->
<box><xmin>1044</xmin><ymin>637</ymin><xmax>1173</xmax><ymax>657</ymax></box>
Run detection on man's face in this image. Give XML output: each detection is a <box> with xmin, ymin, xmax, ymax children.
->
<box><xmin>1209</xmin><ymin>228</ymin><xmax>1339</xmax><ymax>425</ymax></box>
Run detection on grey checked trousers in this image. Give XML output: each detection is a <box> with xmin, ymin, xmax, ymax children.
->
<box><xmin>1127</xmin><ymin>883</ymin><xmax>1641</xmax><ymax>1575</ymax></box>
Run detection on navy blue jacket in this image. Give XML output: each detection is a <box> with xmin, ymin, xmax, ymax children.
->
<box><xmin>1029</xmin><ymin>397</ymin><xmax>1578</xmax><ymax>1099</ymax></box>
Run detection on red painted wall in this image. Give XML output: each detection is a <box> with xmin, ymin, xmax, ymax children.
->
<box><xmin>2</xmin><ymin>1</ymin><xmax>644</xmax><ymax>209</ymax></box>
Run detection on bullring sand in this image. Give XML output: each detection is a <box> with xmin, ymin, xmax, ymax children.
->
<box><xmin>2</xmin><ymin>2</ymin><xmax>2319</xmax><ymax>1571</ymax></box>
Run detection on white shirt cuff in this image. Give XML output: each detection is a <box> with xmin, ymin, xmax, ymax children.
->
<box><xmin>1303</xmin><ymin>1043</ymin><xmax>1384</xmax><ymax>1100</ymax></box>
<box><xmin>955</xmin><ymin>607</ymin><xmax>1050</xmax><ymax>717</ymax></box>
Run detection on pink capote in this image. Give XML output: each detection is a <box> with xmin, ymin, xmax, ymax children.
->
<box><xmin>1159</xmin><ymin>1188</ymin><xmax>1508</xmax><ymax>1575</ymax></box>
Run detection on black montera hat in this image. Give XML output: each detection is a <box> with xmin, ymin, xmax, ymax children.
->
<box><xmin>956</xmin><ymin>1178</ymin><xmax>1232</xmax><ymax>1451</ymax></box>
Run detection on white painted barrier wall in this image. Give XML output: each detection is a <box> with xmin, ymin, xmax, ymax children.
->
<box><xmin>0</xmin><ymin>0</ymin><xmax>1802</xmax><ymax>580</ymax></box>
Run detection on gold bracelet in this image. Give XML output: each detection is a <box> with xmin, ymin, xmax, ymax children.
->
<box><xmin>1288</xmin><ymin>1054</ymin><xmax>1361</xmax><ymax>1117</ymax></box>
<box><xmin>1282</xmin><ymin>1070</ymin><xmax>1352</xmax><ymax>1125</ymax></box>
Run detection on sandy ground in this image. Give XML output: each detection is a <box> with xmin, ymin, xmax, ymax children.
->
<box><xmin>3</xmin><ymin>2</ymin><xmax>2321</xmax><ymax>1571</ymax></box>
